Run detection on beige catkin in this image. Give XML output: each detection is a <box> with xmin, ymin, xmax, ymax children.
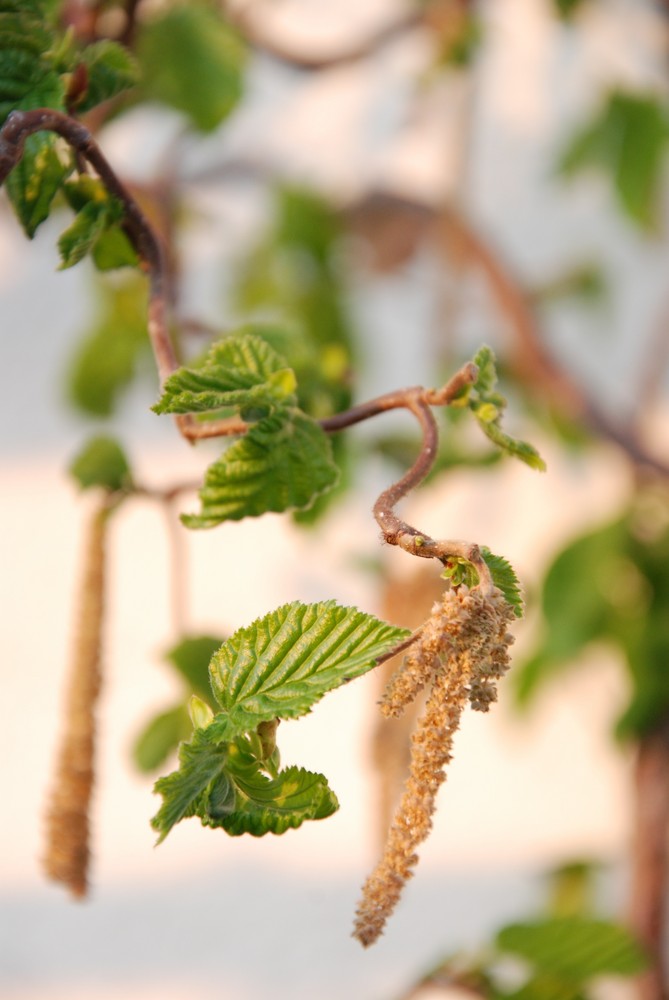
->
<box><xmin>353</xmin><ymin>585</ymin><xmax>515</xmax><ymax>947</ymax></box>
<box><xmin>42</xmin><ymin>501</ymin><xmax>109</xmax><ymax>898</ymax></box>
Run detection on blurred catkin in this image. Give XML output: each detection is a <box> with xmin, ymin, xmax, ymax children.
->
<box><xmin>354</xmin><ymin>585</ymin><xmax>515</xmax><ymax>946</ymax></box>
<box><xmin>43</xmin><ymin>500</ymin><xmax>110</xmax><ymax>898</ymax></box>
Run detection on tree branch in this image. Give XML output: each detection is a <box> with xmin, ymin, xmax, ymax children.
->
<box><xmin>0</xmin><ymin>108</ymin><xmax>179</xmax><ymax>387</ymax></box>
<box><xmin>223</xmin><ymin>1</ymin><xmax>422</xmax><ymax>71</ymax></box>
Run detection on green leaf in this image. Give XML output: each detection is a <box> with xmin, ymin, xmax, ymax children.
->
<box><xmin>153</xmin><ymin>332</ymin><xmax>292</xmax><ymax>415</ymax></box>
<box><xmin>212</xmin><ymin>757</ymin><xmax>338</xmax><ymax>837</ymax></box>
<box><xmin>58</xmin><ymin>199</ymin><xmax>113</xmax><ymax>269</ymax></box>
<box><xmin>5</xmin><ymin>121</ymin><xmax>70</xmax><ymax>237</ymax></box>
<box><xmin>559</xmin><ymin>90</ymin><xmax>669</xmax><ymax>229</ymax></box>
<box><xmin>132</xmin><ymin>703</ymin><xmax>192</xmax><ymax>773</ymax></box>
<box><xmin>164</xmin><ymin>634</ymin><xmax>224</xmax><ymax>705</ymax></box>
<box><xmin>66</xmin><ymin>273</ymin><xmax>149</xmax><ymax>416</ymax></box>
<box><xmin>152</xmin><ymin>726</ymin><xmax>337</xmax><ymax>841</ymax></box>
<box><xmin>69</xmin><ymin>434</ymin><xmax>132</xmax><ymax>492</ymax></box>
<box><xmin>152</xmin><ymin>726</ymin><xmax>230</xmax><ymax>842</ymax></box>
<box><xmin>208</xmin><ymin>600</ymin><xmax>411</xmax><ymax>731</ymax></box>
<box><xmin>181</xmin><ymin>406</ymin><xmax>339</xmax><ymax>527</ymax></box>
<box><xmin>481</xmin><ymin>548</ymin><xmax>524</xmax><ymax>618</ymax></box>
<box><xmin>497</xmin><ymin>917</ymin><xmax>646</xmax><ymax>981</ymax></box>
<box><xmin>137</xmin><ymin>5</ymin><xmax>245</xmax><ymax>132</ymax></box>
<box><xmin>91</xmin><ymin>225</ymin><xmax>139</xmax><ymax>271</ymax></box>
<box><xmin>189</xmin><ymin>695</ymin><xmax>214</xmax><ymax>730</ymax></box>
<box><xmin>76</xmin><ymin>40</ymin><xmax>138</xmax><ymax>112</ymax></box>
<box><xmin>469</xmin><ymin>346</ymin><xmax>546</xmax><ymax>472</ymax></box>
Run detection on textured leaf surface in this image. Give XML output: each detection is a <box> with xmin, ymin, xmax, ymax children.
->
<box><xmin>0</xmin><ymin>4</ymin><xmax>135</xmax><ymax>236</ymax></box>
<box><xmin>77</xmin><ymin>40</ymin><xmax>138</xmax><ymax>112</ymax></box>
<box><xmin>137</xmin><ymin>6</ymin><xmax>245</xmax><ymax>131</ymax></box>
<box><xmin>203</xmin><ymin>742</ymin><xmax>338</xmax><ymax>836</ymax></box>
<box><xmin>481</xmin><ymin>547</ymin><xmax>523</xmax><ymax>618</ymax></box>
<box><xmin>208</xmin><ymin>601</ymin><xmax>411</xmax><ymax>729</ymax></box>
<box><xmin>153</xmin><ymin>333</ymin><xmax>291</xmax><ymax>415</ymax></box>
<box><xmin>69</xmin><ymin>435</ymin><xmax>132</xmax><ymax>492</ymax></box>
<box><xmin>152</xmin><ymin>728</ymin><xmax>337</xmax><ymax>840</ymax></box>
<box><xmin>469</xmin><ymin>346</ymin><xmax>546</xmax><ymax>472</ymax></box>
<box><xmin>182</xmin><ymin>407</ymin><xmax>338</xmax><ymax>527</ymax></box>
<box><xmin>152</xmin><ymin>727</ymin><xmax>229</xmax><ymax>842</ymax></box>
<box><xmin>497</xmin><ymin>917</ymin><xmax>646</xmax><ymax>980</ymax></box>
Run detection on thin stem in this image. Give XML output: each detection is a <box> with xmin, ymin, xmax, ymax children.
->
<box><xmin>0</xmin><ymin>108</ymin><xmax>178</xmax><ymax>386</ymax></box>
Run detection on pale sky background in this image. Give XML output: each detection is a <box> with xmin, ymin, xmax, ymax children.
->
<box><xmin>1</xmin><ymin>1</ymin><xmax>668</xmax><ymax>998</ymax></box>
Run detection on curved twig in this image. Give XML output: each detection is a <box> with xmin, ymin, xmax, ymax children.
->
<box><xmin>224</xmin><ymin>1</ymin><xmax>422</xmax><ymax>70</ymax></box>
<box><xmin>0</xmin><ymin>108</ymin><xmax>178</xmax><ymax>386</ymax></box>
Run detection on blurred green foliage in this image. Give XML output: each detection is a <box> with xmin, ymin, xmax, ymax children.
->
<box><xmin>515</xmin><ymin>490</ymin><xmax>669</xmax><ymax>739</ymax></box>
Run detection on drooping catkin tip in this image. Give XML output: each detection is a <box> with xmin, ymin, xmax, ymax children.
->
<box><xmin>355</xmin><ymin>583</ymin><xmax>517</xmax><ymax>945</ymax></box>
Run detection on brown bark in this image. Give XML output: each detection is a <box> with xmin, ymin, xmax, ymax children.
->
<box><xmin>629</xmin><ymin>722</ymin><xmax>669</xmax><ymax>1000</ymax></box>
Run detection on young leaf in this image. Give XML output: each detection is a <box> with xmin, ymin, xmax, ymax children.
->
<box><xmin>5</xmin><ymin>124</ymin><xmax>70</xmax><ymax>237</ymax></box>
<box><xmin>496</xmin><ymin>917</ymin><xmax>647</xmax><ymax>981</ymax></box>
<box><xmin>208</xmin><ymin>600</ymin><xmax>411</xmax><ymax>731</ymax></box>
<box><xmin>137</xmin><ymin>5</ymin><xmax>245</xmax><ymax>132</ymax></box>
<box><xmin>153</xmin><ymin>335</ymin><xmax>294</xmax><ymax>415</ymax></box>
<box><xmin>212</xmin><ymin>760</ymin><xmax>338</xmax><ymax>837</ymax></box>
<box><xmin>469</xmin><ymin>346</ymin><xmax>546</xmax><ymax>472</ymax></box>
<box><xmin>58</xmin><ymin>199</ymin><xmax>115</xmax><ymax>269</ymax></box>
<box><xmin>132</xmin><ymin>703</ymin><xmax>192</xmax><ymax>773</ymax></box>
<box><xmin>69</xmin><ymin>435</ymin><xmax>132</xmax><ymax>492</ymax></box>
<box><xmin>481</xmin><ymin>547</ymin><xmax>524</xmax><ymax>618</ymax></box>
<box><xmin>181</xmin><ymin>406</ymin><xmax>339</xmax><ymax>527</ymax></box>
<box><xmin>76</xmin><ymin>40</ymin><xmax>138</xmax><ymax>112</ymax></box>
<box><xmin>151</xmin><ymin>727</ymin><xmax>338</xmax><ymax>841</ymax></box>
<box><xmin>151</xmin><ymin>727</ymin><xmax>230</xmax><ymax>843</ymax></box>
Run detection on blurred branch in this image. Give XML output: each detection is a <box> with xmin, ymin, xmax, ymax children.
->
<box><xmin>346</xmin><ymin>190</ymin><xmax>669</xmax><ymax>477</ymax></box>
<box><xmin>223</xmin><ymin>0</ymin><xmax>422</xmax><ymax>70</ymax></box>
<box><xmin>628</xmin><ymin>721</ymin><xmax>669</xmax><ymax>1000</ymax></box>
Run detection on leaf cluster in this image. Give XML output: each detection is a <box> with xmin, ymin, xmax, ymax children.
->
<box><xmin>154</xmin><ymin>331</ymin><xmax>340</xmax><ymax>527</ymax></box>
<box><xmin>0</xmin><ymin>0</ymin><xmax>138</xmax><ymax>238</ymax></box>
<box><xmin>151</xmin><ymin>601</ymin><xmax>410</xmax><ymax>840</ymax></box>
<box><xmin>464</xmin><ymin>346</ymin><xmax>546</xmax><ymax>472</ymax></box>
<box><xmin>234</xmin><ymin>187</ymin><xmax>356</xmax><ymax>523</ymax></box>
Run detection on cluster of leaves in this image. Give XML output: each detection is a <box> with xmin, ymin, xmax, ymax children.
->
<box><xmin>515</xmin><ymin>490</ymin><xmax>669</xmax><ymax>739</ymax></box>
<box><xmin>234</xmin><ymin>186</ymin><xmax>356</xmax><ymax>523</ymax></box>
<box><xmin>0</xmin><ymin>0</ymin><xmax>246</xmax><ymax>263</ymax></box>
<box><xmin>0</xmin><ymin>0</ymin><xmax>136</xmax><ymax>238</ymax></box>
<box><xmin>151</xmin><ymin>601</ymin><xmax>409</xmax><ymax>839</ymax></box>
<box><xmin>154</xmin><ymin>331</ymin><xmax>340</xmax><ymax>527</ymax></box>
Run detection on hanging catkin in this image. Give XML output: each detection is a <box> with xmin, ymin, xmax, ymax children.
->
<box><xmin>353</xmin><ymin>585</ymin><xmax>515</xmax><ymax>946</ymax></box>
<box><xmin>43</xmin><ymin>499</ymin><xmax>110</xmax><ymax>898</ymax></box>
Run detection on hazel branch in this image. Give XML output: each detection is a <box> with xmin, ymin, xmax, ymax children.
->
<box><xmin>222</xmin><ymin>1</ymin><xmax>422</xmax><ymax>71</ymax></box>
<box><xmin>0</xmin><ymin>108</ymin><xmax>179</xmax><ymax>387</ymax></box>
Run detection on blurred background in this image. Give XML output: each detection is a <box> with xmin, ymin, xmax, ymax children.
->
<box><xmin>2</xmin><ymin>0</ymin><xmax>669</xmax><ymax>997</ymax></box>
